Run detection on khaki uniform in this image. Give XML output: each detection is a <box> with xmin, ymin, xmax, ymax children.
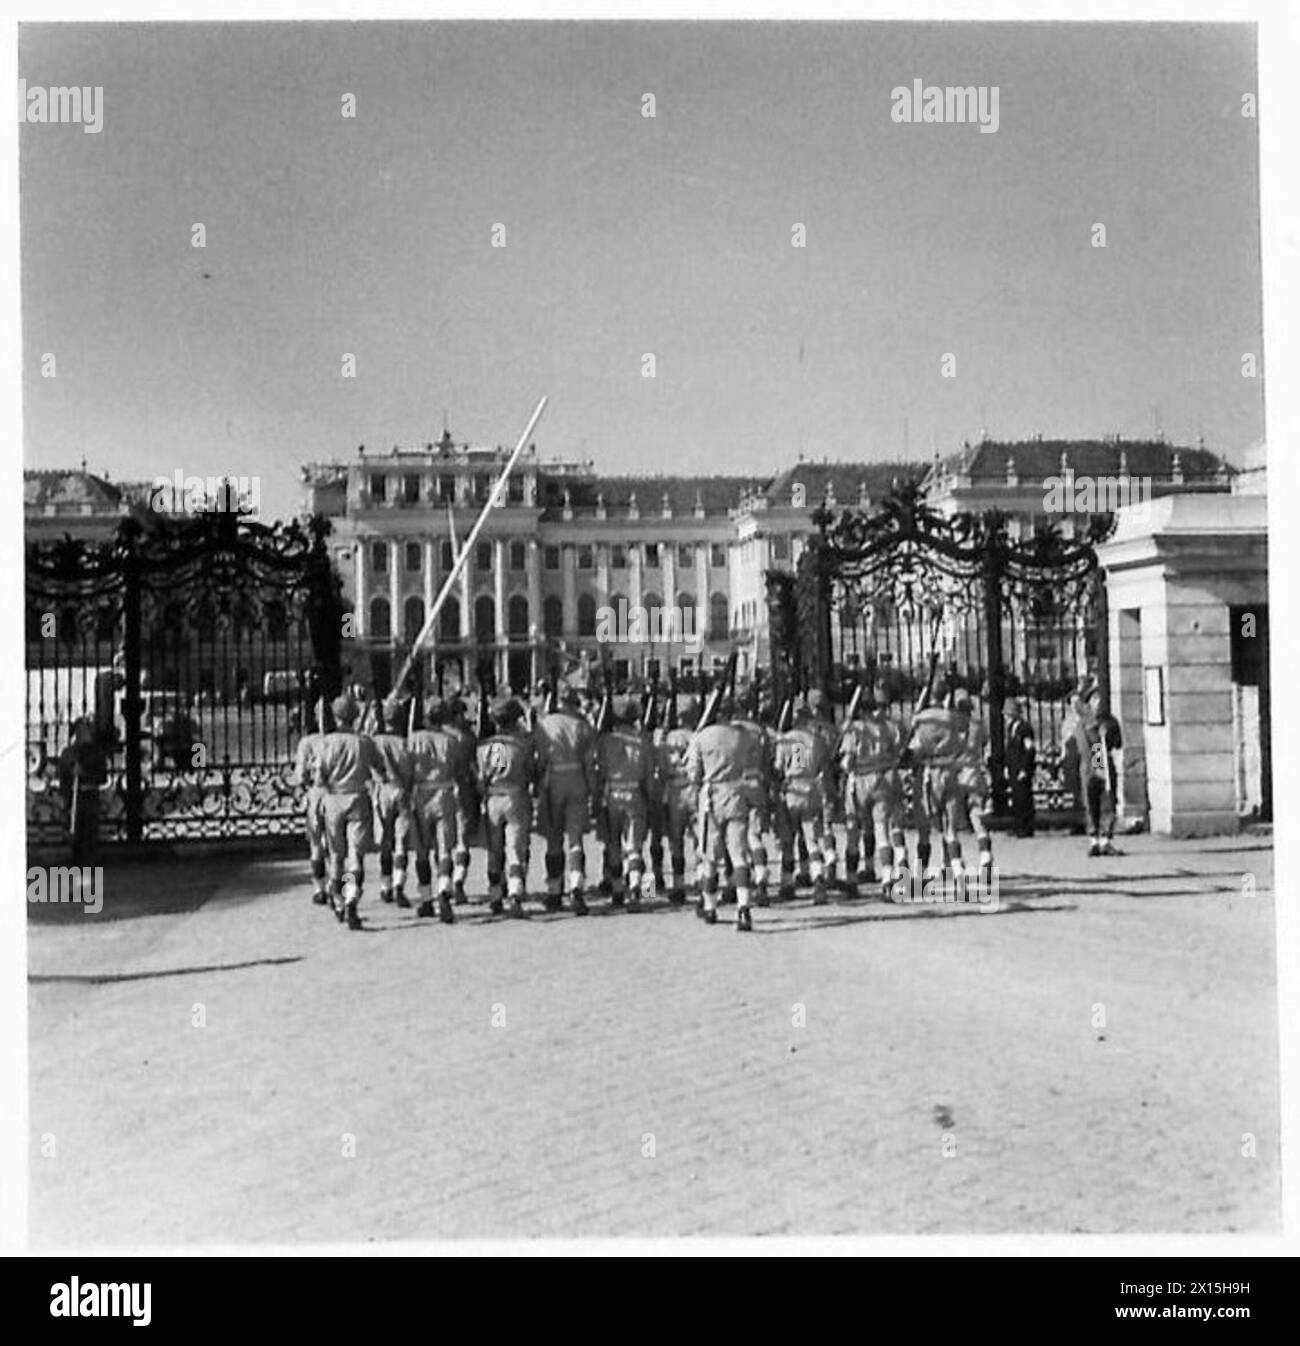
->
<box><xmin>315</xmin><ymin>730</ymin><xmax>382</xmax><ymax>906</ymax></box>
<box><xmin>293</xmin><ymin>730</ymin><xmax>328</xmax><ymax>899</ymax></box>
<box><xmin>407</xmin><ymin>726</ymin><xmax>463</xmax><ymax>900</ymax></box>
<box><xmin>444</xmin><ymin>720</ymin><xmax>477</xmax><ymax>893</ymax></box>
<box><xmin>838</xmin><ymin>711</ymin><xmax>906</xmax><ymax>885</ymax></box>
<box><xmin>771</xmin><ymin>724</ymin><xmax>832</xmax><ymax>896</ymax></box>
<box><xmin>731</xmin><ymin>718</ymin><xmax>773</xmax><ymax>895</ymax></box>
<box><xmin>687</xmin><ymin>723</ymin><xmax>764</xmax><ymax>913</ymax></box>
<box><xmin>908</xmin><ymin>708</ymin><xmax>991</xmax><ymax>875</ymax></box>
<box><xmin>533</xmin><ymin>708</ymin><xmax>597</xmax><ymax>900</ymax></box>
<box><xmin>475</xmin><ymin>728</ymin><xmax>536</xmax><ymax>900</ymax></box>
<box><xmin>370</xmin><ymin>731</ymin><xmax>414</xmax><ymax>899</ymax></box>
<box><xmin>597</xmin><ymin>727</ymin><xmax>654</xmax><ymax>900</ymax></box>
<box><xmin>654</xmin><ymin>726</ymin><xmax>697</xmax><ymax>897</ymax></box>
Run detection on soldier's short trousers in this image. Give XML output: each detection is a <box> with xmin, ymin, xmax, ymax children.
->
<box><xmin>304</xmin><ymin>786</ymin><xmax>327</xmax><ymax>852</ymax></box>
<box><xmin>410</xmin><ymin>783</ymin><xmax>458</xmax><ymax>861</ymax></box>
<box><xmin>484</xmin><ymin>791</ymin><xmax>530</xmax><ymax>869</ymax></box>
<box><xmin>372</xmin><ymin>783</ymin><xmax>411</xmax><ymax>853</ymax></box>
<box><xmin>540</xmin><ymin>781</ymin><xmax>588</xmax><ymax>851</ymax></box>
<box><xmin>322</xmin><ymin>792</ymin><xmax>373</xmax><ymax>868</ymax></box>
<box><xmin>845</xmin><ymin>769</ymin><xmax>902</xmax><ymax>816</ymax></box>
<box><xmin>605</xmin><ymin>786</ymin><xmax>647</xmax><ymax>854</ymax></box>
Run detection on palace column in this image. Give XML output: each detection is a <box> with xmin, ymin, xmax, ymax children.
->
<box><xmin>494</xmin><ymin>537</ymin><xmax>507</xmax><ymax>687</ymax></box>
<box><xmin>563</xmin><ymin>544</ymin><xmax>578</xmax><ymax>641</ymax></box>
<box><xmin>527</xmin><ymin>539</ymin><xmax>542</xmax><ymax>680</ymax></box>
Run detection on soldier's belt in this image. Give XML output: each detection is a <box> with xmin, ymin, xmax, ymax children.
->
<box><xmin>851</xmin><ymin>763</ymin><xmax>900</xmax><ymax>776</ymax></box>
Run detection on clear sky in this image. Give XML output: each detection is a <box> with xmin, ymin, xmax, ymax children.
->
<box><xmin>21</xmin><ymin>20</ymin><xmax>1263</xmax><ymax>522</ymax></box>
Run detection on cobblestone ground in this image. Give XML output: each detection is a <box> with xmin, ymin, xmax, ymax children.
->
<box><xmin>27</xmin><ymin>831</ymin><xmax>1278</xmax><ymax>1243</ymax></box>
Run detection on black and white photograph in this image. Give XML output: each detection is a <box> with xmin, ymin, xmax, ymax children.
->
<box><xmin>7</xmin><ymin>5</ymin><xmax>1296</xmax><ymax>1276</ymax></box>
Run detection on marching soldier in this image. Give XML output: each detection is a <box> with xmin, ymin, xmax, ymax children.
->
<box><xmin>687</xmin><ymin>711</ymin><xmax>764</xmax><ymax>931</ymax></box>
<box><xmin>315</xmin><ymin>693</ymin><xmax>381</xmax><ymax>930</ymax></box>
<box><xmin>838</xmin><ymin>677</ymin><xmax>907</xmax><ymax>897</ymax></box>
<box><xmin>370</xmin><ymin>694</ymin><xmax>415</xmax><ymax>907</ymax></box>
<box><xmin>804</xmin><ymin>687</ymin><xmax>841</xmax><ymax>888</ymax></box>
<box><xmin>653</xmin><ymin>695</ymin><xmax>699</xmax><ymax>906</ymax></box>
<box><xmin>731</xmin><ymin>699</ymin><xmax>774</xmax><ymax>904</ymax></box>
<box><xmin>533</xmin><ymin>683</ymin><xmax>598</xmax><ymax>915</ymax></box>
<box><xmin>945</xmin><ymin>692</ymin><xmax>994</xmax><ymax>882</ymax></box>
<box><xmin>595</xmin><ymin>694</ymin><xmax>655</xmax><ymax>908</ymax></box>
<box><xmin>442</xmin><ymin>695</ymin><xmax>478</xmax><ymax>903</ymax></box>
<box><xmin>291</xmin><ymin>699</ymin><xmax>331</xmax><ymax>907</ymax></box>
<box><xmin>771</xmin><ymin>701</ymin><xmax>834</xmax><ymax>903</ymax></box>
<box><xmin>406</xmin><ymin>698</ymin><xmax>461</xmax><ymax>923</ymax></box>
<box><xmin>474</xmin><ymin>696</ymin><xmax>536</xmax><ymax>917</ymax></box>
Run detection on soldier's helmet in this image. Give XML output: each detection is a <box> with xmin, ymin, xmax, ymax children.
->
<box><xmin>678</xmin><ymin>695</ymin><xmax>700</xmax><ymax>728</ymax></box>
<box><xmin>445</xmin><ymin>695</ymin><xmax>467</xmax><ymax>723</ymax></box>
<box><xmin>807</xmin><ymin>688</ymin><xmax>827</xmax><ymax>713</ymax></box>
<box><xmin>492</xmin><ymin>696</ymin><xmax>524</xmax><ymax>729</ymax></box>
<box><xmin>953</xmin><ymin>692</ymin><xmax>973</xmax><ymax>717</ymax></box>
<box><xmin>609</xmin><ymin>694</ymin><xmax>633</xmax><ymax>726</ymax></box>
<box><xmin>560</xmin><ymin>681</ymin><xmax>582</xmax><ymax>708</ymax></box>
<box><xmin>424</xmin><ymin>697</ymin><xmax>446</xmax><ymax>728</ymax></box>
<box><xmin>792</xmin><ymin>701</ymin><xmax>813</xmax><ymax>725</ymax></box>
<box><xmin>331</xmin><ymin>693</ymin><xmax>359</xmax><ymax>727</ymax></box>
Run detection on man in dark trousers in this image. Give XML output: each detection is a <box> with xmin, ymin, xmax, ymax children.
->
<box><xmin>1004</xmin><ymin>699</ymin><xmax>1037</xmax><ymax>838</ymax></box>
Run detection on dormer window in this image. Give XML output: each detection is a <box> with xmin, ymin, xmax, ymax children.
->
<box><xmin>368</xmin><ymin>473</ymin><xmax>387</xmax><ymax>503</ymax></box>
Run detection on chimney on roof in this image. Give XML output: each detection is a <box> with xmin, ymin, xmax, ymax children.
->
<box><xmin>858</xmin><ymin>480</ymin><xmax>870</xmax><ymax>508</ymax></box>
<box><xmin>825</xmin><ymin>479</ymin><xmax>837</xmax><ymax>509</ymax></box>
<box><xmin>1171</xmin><ymin>452</ymin><xmax>1184</xmax><ymax>486</ymax></box>
<box><xmin>1005</xmin><ymin>456</ymin><xmax>1018</xmax><ymax>488</ymax></box>
<box><xmin>1119</xmin><ymin>448</ymin><xmax>1129</xmax><ymax>479</ymax></box>
<box><xmin>628</xmin><ymin>490</ymin><xmax>639</xmax><ymax>519</ymax></box>
<box><xmin>662</xmin><ymin>490</ymin><xmax>672</xmax><ymax>518</ymax></box>
<box><xmin>596</xmin><ymin>491</ymin><xmax>606</xmax><ymax>520</ymax></box>
<box><xmin>358</xmin><ymin>445</ymin><xmax>366</xmax><ymax>456</ymax></box>
<box><xmin>562</xmin><ymin>487</ymin><xmax>573</xmax><ymax>521</ymax></box>
<box><xmin>693</xmin><ymin>489</ymin><xmax>705</xmax><ymax>519</ymax></box>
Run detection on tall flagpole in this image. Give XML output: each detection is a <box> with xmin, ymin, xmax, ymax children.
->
<box><xmin>393</xmin><ymin>396</ymin><xmax>548</xmax><ymax>693</ymax></box>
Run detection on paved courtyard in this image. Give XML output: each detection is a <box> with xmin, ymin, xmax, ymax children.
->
<box><xmin>27</xmin><ymin>831</ymin><xmax>1279</xmax><ymax>1243</ymax></box>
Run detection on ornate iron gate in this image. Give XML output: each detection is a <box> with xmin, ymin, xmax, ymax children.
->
<box><xmin>767</xmin><ymin>484</ymin><xmax>1109</xmax><ymax>818</ymax></box>
<box><xmin>27</xmin><ymin>511</ymin><xmax>344</xmax><ymax>846</ymax></box>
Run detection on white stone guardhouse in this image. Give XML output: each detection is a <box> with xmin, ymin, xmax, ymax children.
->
<box><xmin>1097</xmin><ymin>444</ymin><xmax>1270</xmax><ymax>836</ymax></box>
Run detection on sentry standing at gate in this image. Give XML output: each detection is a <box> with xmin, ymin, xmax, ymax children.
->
<box><xmin>315</xmin><ymin>693</ymin><xmax>382</xmax><ymax>930</ymax></box>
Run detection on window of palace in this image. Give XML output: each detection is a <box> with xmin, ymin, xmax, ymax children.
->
<box><xmin>544</xmin><ymin>545</ymin><xmax>560</xmax><ymax>571</ymax></box>
<box><xmin>371</xmin><ymin>541</ymin><xmax>388</xmax><ymax>573</ymax></box>
<box><xmin>509</xmin><ymin>541</ymin><xmax>526</xmax><ymax>571</ymax></box>
<box><xmin>368</xmin><ymin>473</ymin><xmax>387</xmax><ymax>503</ymax></box>
<box><xmin>405</xmin><ymin>542</ymin><xmax>421</xmax><ymax>572</ymax></box>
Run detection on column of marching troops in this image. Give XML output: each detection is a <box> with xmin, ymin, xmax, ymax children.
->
<box><xmin>289</xmin><ymin>648</ymin><xmax>1087</xmax><ymax>933</ymax></box>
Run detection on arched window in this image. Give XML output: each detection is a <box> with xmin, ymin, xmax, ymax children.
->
<box><xmin>507</xmin><ymin>595</ymin><xmax>529</xmax><ymax>637</ymax></box>
<box><xmin>474</xmin><ymin>595</ymin><xmax>495</xmax><ymax>645</ymax></box>
<box><xmin>543</xmin><ymin>595</ymin><xmax>564</xmax><ymax>638</ymax></box>
<box><xmin>709</xmin><ymin>593</ymin><xmax>728</xmax><ymax>641</ymax></box>
<box><xmin>643</xmin><ymin>590</ymin><xmax>663</xmax><ymax>639</ymax></box>
<box><xmin>676</xmin><ymin>591</ymin><xmax>697</xmax><ymax>644</ymax></box>
<box><xmin>404</xmin><ymin>596</ymin><xmax>425</xmax><ymax>643</ymax></box>
<box><xmin>370</xmin><ymin>596</ymin><xmax>391</xmax><ymax>641</ymax></box>
<box><xmin>440</xmin><ymin>596</ymin><xmax>460</xmax><ymax>643</ymax></box>
<box><xmin>577</xmin><ymin>593</ymin><xmax>597</xmax><ymax>637</ymax></box>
